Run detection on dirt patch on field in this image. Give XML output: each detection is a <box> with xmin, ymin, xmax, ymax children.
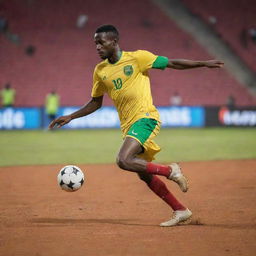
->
<box><xmin>0</xmin><ymin>160</ymin><xmax>256</xmax><ymax>256</ymax></box>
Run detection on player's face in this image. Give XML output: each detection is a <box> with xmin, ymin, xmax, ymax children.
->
<box><xmin>94</xmin><ymin>32</ymin><xmax>116</xmax><ymax>60</ymax></box>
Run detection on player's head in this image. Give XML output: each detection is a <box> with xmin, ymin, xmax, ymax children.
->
<box><xmin>5</xmin><ymin>83</ymin><xmax>11</xmax><ymax>89</ymax></box>
<box><xmin>94</xmin><ymin>24</ymin><xmax>119</xmax><ymax>60</ymax></box>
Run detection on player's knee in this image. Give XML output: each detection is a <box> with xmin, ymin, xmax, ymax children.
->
<box><xmin>116</xmin><ymin>155</ymin><xmax>131</xmax><ymax>170</ymax></box>
<box><xmin>137</xmin><ymin>173</ymin><xmax>152</xmax><ymax>184</ymax></box>
<box><xmin>116</xmin><ymin>155</ymin><xmax>133</xmax><ymax>171</ymax></box>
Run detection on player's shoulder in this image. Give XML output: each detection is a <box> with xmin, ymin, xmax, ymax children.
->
<box><xmin>94</xmin><ymin>60</ymin><xmax>108</xmax><ymax>72</ymax></box>
<box><xmin>126</xmin><ymin>49</ymin><xmax>152</xmax><ymax>57</ymax></box>
<box><xmin>127</xmin><ymin>50</ymin><xmax>157</xmax><ymax>62</ymax></box>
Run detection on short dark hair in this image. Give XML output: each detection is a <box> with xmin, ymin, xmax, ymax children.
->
<box><xmin>95</xmin><ymin>24</ymin><xmax>119</xmax><ymax>40</ymax></box>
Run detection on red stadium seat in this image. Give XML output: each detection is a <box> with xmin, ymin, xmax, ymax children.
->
<box><xmin>0</xmin><ymin>0</ymin><xmax>255</xmax><ymax>107</ymax></box>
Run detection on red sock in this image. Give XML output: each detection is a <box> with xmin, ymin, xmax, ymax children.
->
<box><xmin>146</xmin><ymin>162</ymin><xmax>171</xmax><ymax>178</ymax></box>
<box><xmin>148</xmin><ymin>176</ymin><xmax>186</xmax><ymax>211</ymax></box>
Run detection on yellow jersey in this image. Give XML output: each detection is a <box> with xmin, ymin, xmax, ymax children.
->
<box><xmin>45</xmin><ymin>93</ymin><xmax>60</xmax><ymax>115</ymax></box>
<box><xmin>1</xmin><ymin>88</ymin><xmax>15</xmax><ymax>106</ymax></box>
<box><xmin>91</xmin><ymin>50</ymin><xmax>167</xmax><ymax>133</ymax></box>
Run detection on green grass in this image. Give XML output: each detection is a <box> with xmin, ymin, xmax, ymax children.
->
<box><xmin>0</xmin><ymin>128</ymin><xmax>255</xmax><ymax>166</ymax></box>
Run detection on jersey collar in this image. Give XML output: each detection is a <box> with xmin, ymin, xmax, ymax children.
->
<box><xmin>107</xmin><ymin>50</ymin><xmax>123</xmax><ymax>65</ymax></box>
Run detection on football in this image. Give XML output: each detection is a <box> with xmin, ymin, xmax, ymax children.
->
<box><xmin>57</xmin><ymin>165</ymin><xmax>85</xmax><ymax>192</ymax></box>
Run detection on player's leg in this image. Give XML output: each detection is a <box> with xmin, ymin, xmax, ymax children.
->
<box><xmin>117</xmin><ymin>118</ymin><xmax>192</xmax><ymax>226</ymax></box>
<box><xmin>137</xmin><ymin>172</ymin><xmax>186</xmax><ymax>210</ymax></box>
<box><xmin>116</xmin><ymin>117</ymin><xmax>188</xmax><ymax>191</ymax></box>
<box><xmin>136</xmin><ymin>168</ymin><xmax>191</xmax><ymax>226</ymax></box>
<box><xmin>117</xmin><ymin>132</ymin><xmax>175</xmax><ymax>177</ymax></box>
<box><xmin>137</xmin><ymin>169</ymin><xmax>192</xmax><ymax>227</ymax></box>
<box><xmin>116</xmin><ymin>136</ymin><xmax>146</xmax><ymax>171</ymax></box>
<box><xmin>117</xmin><ymin>137</ymin><xmax>186</xmax><ymax>186</ymax></box>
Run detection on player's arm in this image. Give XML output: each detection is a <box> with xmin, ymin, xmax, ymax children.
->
<box><xmin>151</xmin><ymin>55</ymin><xmax>224</xmax><ymax>70</ymax></box>
<box><xmin>48</xmin><ymin>96</ymin><xmax>103</xmax><ymax>129</ymax></box>
<box><xmin>167</xmin><ymin>59</ymin><xmax>224</xmax><ymax>69</ymax></box>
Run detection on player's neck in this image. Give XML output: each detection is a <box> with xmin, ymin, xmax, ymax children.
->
<box><xmin>108</xmin><ymin>48</ymin><xmax>122</xmax><ymax>64</ymax></box>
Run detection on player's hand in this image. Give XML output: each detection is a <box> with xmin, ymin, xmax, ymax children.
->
<box><xmin>204</xmin><ymin>60</ymin><xmax>224</xmax><ymax>68</ymax></box>
<box><xmin>48</xmin><ymin>115</ymin><xmax>72</xmax><ymax>129</ymax></box>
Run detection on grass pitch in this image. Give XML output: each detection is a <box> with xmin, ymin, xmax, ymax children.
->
<box><xmin>0</xmin><ymin>128</ymin><xmax>255</xmax><ymax>166</ymax></box>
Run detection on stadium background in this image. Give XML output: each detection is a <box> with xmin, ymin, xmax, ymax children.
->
<box><xmin>0</xmin><ymin>0</ymin><xmax>256</xmax><ymax>255</ymax></box>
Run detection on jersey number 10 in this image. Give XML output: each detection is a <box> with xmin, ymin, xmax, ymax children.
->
<box><xmin>112</xmin><ymin>78</ymin><xmax>123</xmax><ymax>90</ymax></box>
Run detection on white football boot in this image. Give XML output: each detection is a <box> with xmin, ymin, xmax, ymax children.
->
<box><xmin>160</xmin><ymin>208</ymin><xmax>192</xmax><ymax>227</ymax></box>
<box><xmin>168</xmin><ymin>163</ymin><xmax>188</xmax><ymax>192</ymax></box>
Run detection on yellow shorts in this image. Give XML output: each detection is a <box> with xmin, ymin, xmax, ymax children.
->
<box><xmin>123</xmin><ymin>118</ymin><xmax>161</xmax><ymax>162</ymax></box>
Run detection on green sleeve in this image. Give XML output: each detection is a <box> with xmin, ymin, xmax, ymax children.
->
<box><xmin>152</xmin><ymin>56</ymin><xmax>169</xmax><ymax>70</ymax></box>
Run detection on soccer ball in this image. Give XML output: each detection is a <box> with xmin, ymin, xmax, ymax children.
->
<box><xmin>57</xmin><ymin>165</ymin><xmax>85</xmax><ymax>192</ymax></box>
